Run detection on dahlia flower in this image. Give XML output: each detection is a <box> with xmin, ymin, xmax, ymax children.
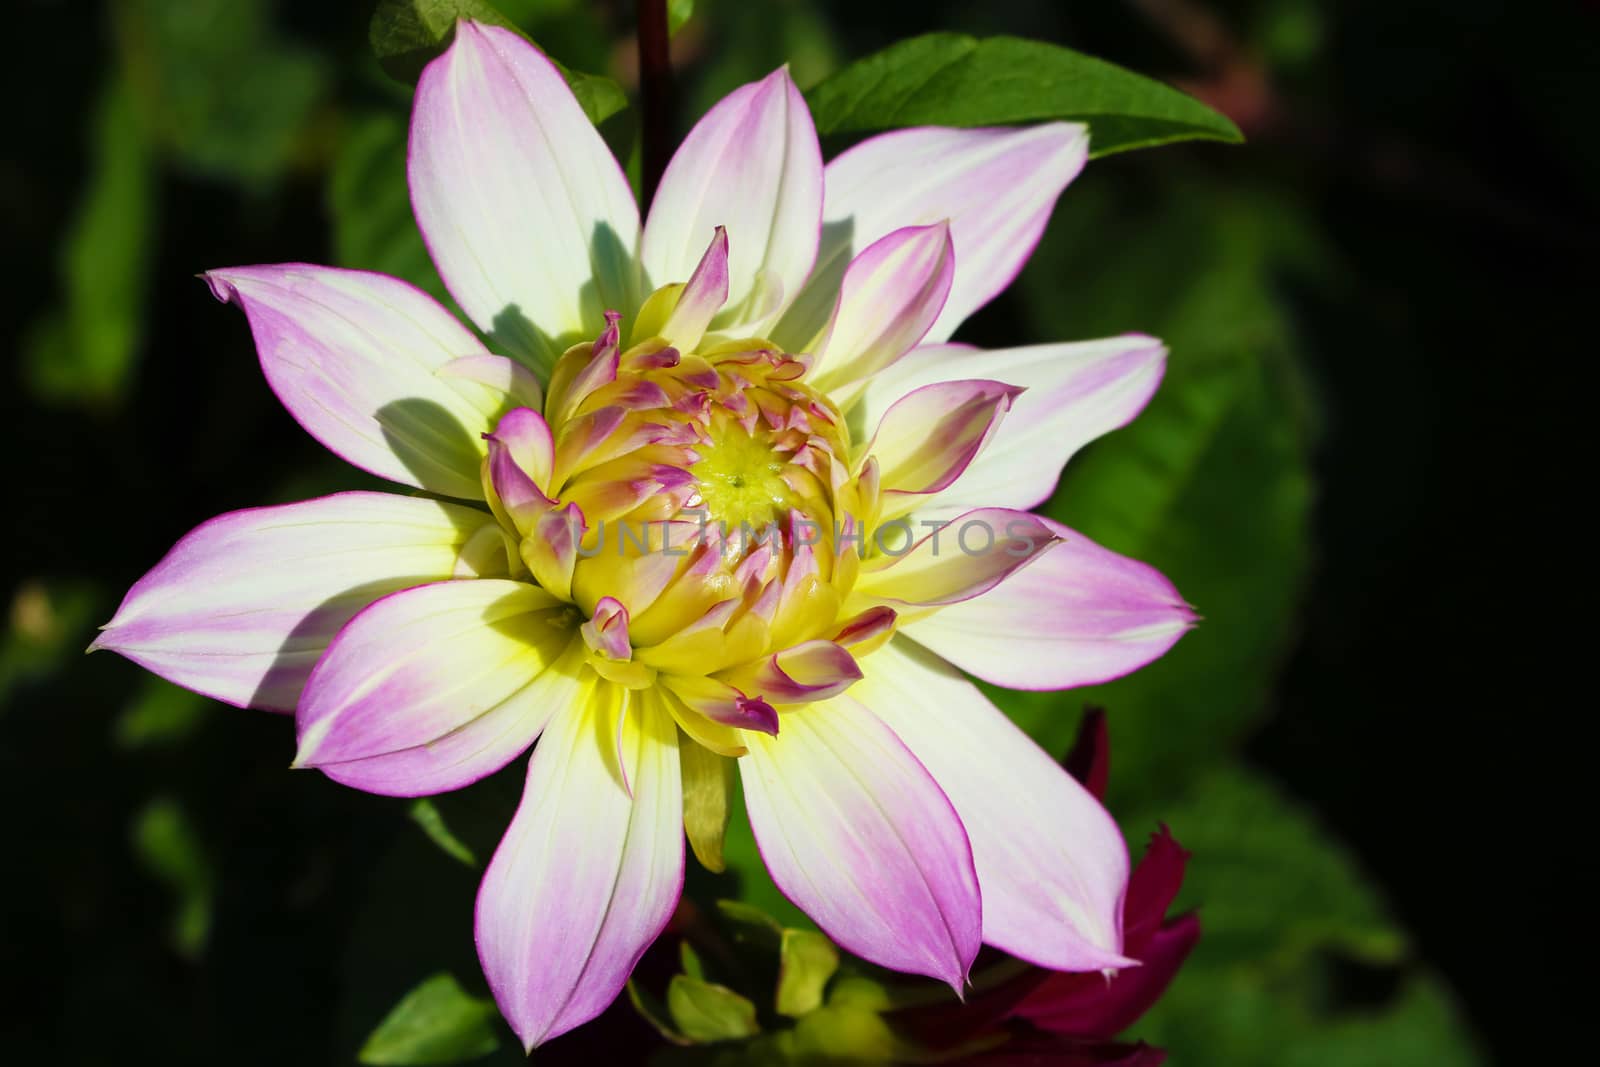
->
<box><xmin>95</xmin><ymin>20</ymin><xmax>1193</xmax><ymax>1050</ymax></box>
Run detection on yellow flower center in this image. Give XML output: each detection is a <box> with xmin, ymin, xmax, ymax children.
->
<box><xmin>692</xmin><ymin>416</ymin><xmax>797</xmax><ymax>534</ymax></box>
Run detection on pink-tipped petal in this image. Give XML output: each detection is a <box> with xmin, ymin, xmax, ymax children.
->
<box><xmin>93</xmin><ymin>493</ymin><xmax>504</xmax><ymax>711</ymax></box>
<box><xmin>486</xmin><ymin>407</ymin><xmax>555</xmax><ymax>488</ymax></box>
<box><xmin>580</xmin><ymin>596</ymin><xmax>632</xmax><ymax>661</ymax></box>
<box><xmin>855</xmin><ymin>639</ymin><xmax>1135</xmax><ymax>972</ymax></box>
<box><xmin>902</xmin><ymin>519</ymin><xmax>1193</xmax><ymax>691</ymax></box>
<box><xmin>833</xmin><ymin>606</ymin><xmax>898</xmax><ymax>650</ymax></box>
<box><xmin>866</xmin><ymin>379</ymin><xmax>1021</xmax><ymax>499</ymax></box>
<box><xmin>204</xmin><ymin>265</ymin><xmax>504</xmax><ymax>498</ymax></box>
<box><xmin>661</xmin><ymin>674</ymin><xmax>780</xmax><ymax>735</ymax></box>
<box><xmin>477</xmin><ymin>687</ymin><xmax>684</xmax><ymax>1050</ymax></box>
<box><xmin>777</xmin><ymin>124</ymin><xmax>1088</xmax><ymax>350</ymax></box>
<box><xmin>523</xmin><ymin>502</ymin><xmax>586</xmax><ymax>602</ymax></box>
<box><xmin>660</xmin><ymin>226</ymin><xmax>730</xmax><ymax>351</ymax></box>
<box><xmin>722</xmin><ymin>639</ymin><xmax>863</xmax><ymax>704</ymax></box>
<box><xmin>739</xmin><ymin>697</ymin><xmax>981</xmax><ymax>989</ymax></box>
<box><xmin>641</xmin><ymin>67</ymin><xmax>821</xmax><ymax>333</ymax></box>
<box><xmin>811</xmin><ymin>223</ymin><xmax>954</xmax><ymax>389</ymax></box>
<box><xmin>410</xmin><ymin>21</ymin><xmax>641</xmax><ymax>375</ymax></box>
<box><xmin>858</xmin><ymin>337</ymin><xmax>1168</xmax><ymax>512</ymax></box>
<box><xmin>851</xmin><ymin>508</ymin><xmax>1059</xmax><ymax>608</ymax></box>
<box><xmin>484</xmin><ymin>408</ymin><xmax>557</xmax><ymax>531</ymax></box>
<box><xmin>294</xmin><ymin>579</ymin><xmax>575</xmax><ymax>796</ymax></box>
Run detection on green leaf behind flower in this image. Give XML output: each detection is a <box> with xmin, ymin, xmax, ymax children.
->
<box><xmin>1130</xmin><ymin>769</ymin><xmax>1483</xmax><ymax>1065</ymax></box>
<box><xmin>359</xmin><ymin>973</ymin><xmax>501</xmax><ymax>1065</ymax></box>
<box><xmin>805</xmin><ymin>33</ymin><xmax>1241</xmax><ymax>157</ymax></box>
<box><xmin>369</xmin><ymin>0</ymin><xmax>626</xmax><ymax>124</ymax></box>
<box><xmin>667</xmin><ymin>975</ymin><xmax>762</xmax><ymax>1043</ymax></box>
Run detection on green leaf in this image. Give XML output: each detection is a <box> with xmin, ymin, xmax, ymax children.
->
<box><xmin>996</xmin><ymin>176</ymin><xmax>1317</xmax><ymax>810</ymax></box>
<box><xmin>407</xmin><ymin>799</ymin><xmax>479</xmax><ymax>868</ymax></box>
<box><xmin>1156</xmin><ymin>770</ymin><xmax>1401</xmax><ymax>967</ymax></box>
<box><xmin>776</xmin><ymin>929</ymin><xmax>839</xmax><ymax>1018</ymax></box>
<box><xmin>1132</xmin><ymin>769</ymin><xmax>1484</xmax><ymax>1065</ymax></box>
<box><xmin>22</xmin><ymin>77</ymin><xmax>154</xmax><ymax>409</ymax></box>
<box><xmin>679</xmin><ymin>940</ymin><xmax>707</xmax><ymax>981</ymax></box>
<box><xmin>359</xmin><ymin>973</ymin><xmax>500</xmax><ymax>1065</ymax></box>
<box><xmin>130</xmin><ymin>797</ymin><xmax>214</xmax><ymax>958</ymax></box>
<box><xmin>805</xmin><ymin>33</ymin><xmax>1241</xmax><ymax>157</ymax></box>
<box><xmin>369</xmin><ymin>0</ymin><xmax>626</xmax><ymax>124</ymax></box>
<box><xmin>666</xmin><ymin>975</ymin><xmax>761</xmax><ymax>1043</ymax></box>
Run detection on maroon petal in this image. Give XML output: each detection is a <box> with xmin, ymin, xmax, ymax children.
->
<box><xmin>1015</xmin><ymin>913</ymin><xmax>1200</xmax><ymax>1040</ymax></box>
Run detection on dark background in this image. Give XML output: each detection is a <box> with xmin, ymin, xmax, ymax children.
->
<box><xmin>2</xmin><ymin>0</ymin><xmax>1585</xmax><ymax>1063</ymax></box>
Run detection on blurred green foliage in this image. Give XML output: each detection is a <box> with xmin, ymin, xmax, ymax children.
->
<box><xmin>130</xmin><ymin>796</ymin><xmax>214</xmax><ymax>959</ymax></box>
<box><xmin>21</xmin><ymin>79</ymin><xmax>155</xmax><ymax>408</ymax></box>
<box><xmin>6</xmin><ymin>0</ymin><xmax>1555</xmax><ymax>1062</ymax></box>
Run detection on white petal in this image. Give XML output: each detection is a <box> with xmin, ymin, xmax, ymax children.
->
<box><xmin>641</xmin><ymin>67</ymin><xmax>821</xmax><ymax>334</ymax></box>
<box><xmin>410</xmin><ymin>21</ymin><xmax>642</xmax><ymax>375</ymax></box>
<box><xmin>477</xmin><ymin>685</ymin><xmax>683</xmax><ymax>1049</ymax></box>
<box><xmin>776</xmin><ymin>124</ymin><xmax>1088</xmax><ymax>349</ymax></box>
<box><xmin>854</xmin><ymin>638</ymin><xmax>1134</xmax><ymax>971</ymax></box>
<box><xmin>739</xmin><ymin>698</ymin><xmax>981</xmax><ymax>988</ymax></box>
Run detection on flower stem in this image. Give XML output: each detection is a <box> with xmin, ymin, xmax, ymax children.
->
<box><xmin>636</xmin><ymin>0</ymin><xmax>672</xmax><ymax>211</ymax></box>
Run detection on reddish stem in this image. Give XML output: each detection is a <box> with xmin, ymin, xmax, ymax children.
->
<box><xmin>636</xmin><ymin>0</ymin><xmax>672</xmax><ymax>211</ymax></box>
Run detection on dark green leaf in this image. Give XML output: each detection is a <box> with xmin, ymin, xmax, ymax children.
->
<box><xmin>1131</xmin><ymin>770</ymin><xmax>1483</xmax><ymax>1065</ymax></box>
<box><xmin>806</xmin><ymin>33</ymin><xmax>1241</xmax><ymax>157</ymax></box>
<box><xmin>369</xmin><ymin>0</ymin><xmax>626</xmax><ymax>124</ymax></box>
<box><xmin>359</xmin><ymin>973</ymin><xmax>500</xmax><ymax>1065</ymax></box>
<box><xmin>1153</xmin><ymin>770</ymin><xmax>1400</xmax><ymax>967</ymax></box>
